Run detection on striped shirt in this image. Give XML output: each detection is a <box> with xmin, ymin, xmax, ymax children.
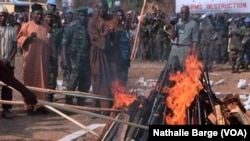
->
<box><xmin>0</xmin><ymin>25</ymin><xmax>17</xmax><ymax>67</ymax></box>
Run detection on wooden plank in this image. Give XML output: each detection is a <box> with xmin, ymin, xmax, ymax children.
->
<box><xmin>215</xmin><ymin>105</ymin><xmax>225</xmax><ymax>125</ymax></box>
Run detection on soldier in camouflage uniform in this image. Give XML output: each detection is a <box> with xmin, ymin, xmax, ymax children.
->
<box><xmin>154</xmin><ymin>14</ymin><xmax>170</xmax><ymax>62</ymax></box>
<box><xmin>199</xmin><ymin>13</ymin><xmax>216</xmax><ymax>72</ymax></box>
<box><xmin>214</xmin><ymin>16</ymin><xmax>228</xmax><ymax>64</ymax></box>
<box><xmin>228</xmin><ymin>17</ymin><xmax>244</xmax><ymax>73</ymax></box>
<box><xmin>46</xmin><ymin>0</ymin><xmax>62</xmax><ymax>101</ymax></box>
<box><xmin>61</xmin><ymin>7</ymin><xmax>91</xmax><ymax>105</ymax></box>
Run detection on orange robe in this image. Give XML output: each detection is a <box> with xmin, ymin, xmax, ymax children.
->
<box><xmin>17</xmin><ymin>21</ymin><xmax>51</xmax><ymax>101</ymax></box>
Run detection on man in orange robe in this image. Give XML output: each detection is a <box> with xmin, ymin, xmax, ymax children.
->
<box><xmin>17</xmin><ymin>3</ymin><xmax>53</xmax><ymax>114</ymax></box>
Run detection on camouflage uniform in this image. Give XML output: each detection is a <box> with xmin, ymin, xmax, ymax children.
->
<box><xmin>214</xmin><ymin>17</ymin><xmax>228</xmax><ymax>64</ymax></box>
<box><xmin>47</xmin><ymin>14</ymin><xmax>62</xmax><ymax>101</ymax></box>
<box><xmin>228</xmin><ymin>24</ymin><xmax>244</xmax><ymax>73</ymax></box>
<box><xmin>61</xmin><ymin>19</ymin><xmax>91</xmax><ymax>105</ymax></box>
<box><xmin>199</xmin><ymin>16</ymin><xmax>216</xmax><ymax>72</ymax></box>
<box><xmin>154</xmin><ymin>20</ymin><xmax>170</xmax><ymax>61</ymax></box>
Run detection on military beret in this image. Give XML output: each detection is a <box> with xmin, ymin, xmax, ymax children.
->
<box><xmin>76</xmin><ymin>6</ymin><xmax>88</xmax><ymax>13</ymax></box>
<box><xmin>44</xmin><ymin>10</ymin><xmax>54</xmax><ymax>16</ymax></box>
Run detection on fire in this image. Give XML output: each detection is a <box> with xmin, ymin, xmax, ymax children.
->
<box><xmin>111</xmin><ymin>81</ymin><xmax>137</xmax><ymax>110</ymax></box>
<box><xmin>166</xmin><ymin>51</ymin><xmax>203</xmax><ymax>125</ymax></box>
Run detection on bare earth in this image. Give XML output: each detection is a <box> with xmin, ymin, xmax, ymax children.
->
<box><xmin>0</xmin><ymin>55</ymin><xmax>250</xmax><ymax>140</ymax></box>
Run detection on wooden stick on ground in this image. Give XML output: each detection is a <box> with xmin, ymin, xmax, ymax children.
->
<box><xmin>0</xmin><ymin>99</ymin><xmax>148</xmax><ymax>130</ymax></box>
<box><xmin>43</xmin><ymin>105</ymin><xmax>100</xmax><ymax>137</ymax></box>
<box><xmin>0</xmin><ymin>99</ymin><xmax>99</xmax><ymax>137</ymax></box>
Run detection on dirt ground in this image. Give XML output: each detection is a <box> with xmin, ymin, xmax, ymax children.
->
<box><xmin>0</xmin><ymin>55</ymin><xmax>250</xmax><ymax>140</ymax></box>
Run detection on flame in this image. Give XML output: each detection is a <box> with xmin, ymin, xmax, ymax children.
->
<box><xmin>111</xmin><ymin>81</ymin><xmax>137</xmax><ymax>110</ymax></box>
<box><xmin>166</xmin><ymin>50</ymin><xmax>203</xmax><ymax>125</ymax></box>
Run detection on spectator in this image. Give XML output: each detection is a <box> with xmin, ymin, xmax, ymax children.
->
<box><xmin>17</xmin><ymin>3</ymin><xmax>52</xmax><ymax>115</ymax></box>
<box><xmin>0</xmin><ymin>5</ymin><xmax>18</xmax><ymax>119</ymax></box>
<box><xmin>167</xmin><ymin>5</ymin><xmax>199</xmax><ymax>72</ymax></box>
<box><xmin>88</xmin><ymin>0</ymin><xmax>119</xmax><ymax>115</ymax></box>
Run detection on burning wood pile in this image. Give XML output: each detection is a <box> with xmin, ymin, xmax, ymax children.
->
<box><xmin>98</xmin><ymin>53</ymin><xmax>250</xmax><ymax>141</ymax></box>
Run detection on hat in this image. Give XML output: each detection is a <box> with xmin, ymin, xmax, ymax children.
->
<box><xmin>0</xmin><ymin>5</ymin><xmax>8</xmax><ymax>13</ymax></box>
<box><xmin>47</xmin><ymin>0</ymin><xmax>57</xmax><ymax>6</ymax></box>
<box><xmin>44</xmin><ymin>10</ymin><xmax>54</xmax><ymax>16</ymax></box>
<box><xmin>65</xmin><ymin>9</ymin><xmax>73</xmax><ymax>14</ymax></box>
<box><xmin>31</xmin><ymin>3</ymin><xmax>43</xmax><ymax>12</ymax></box>
<box><xmin>76</xmin><ymin>6</ymin><xmax>88</xmax><ymax>13</ymax></box>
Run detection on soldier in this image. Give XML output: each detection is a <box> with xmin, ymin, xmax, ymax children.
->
<box><xmin>60</xmin><ymin>9</ymin><xmax>74</xmax><ymax>90</ymax></box>
<box><xmin>154</xmin><ymin>12</ymin><xmax>170</xmax><ymax>62</ymax></box>
<box><xmin>61</xmin><ymin>7</ymin><xmax>91</xmax><ymax>106</ymax></box>
<box><xmin>228</xmin><ymin>17</ymin><xmax>244</xmax><ymax>73</ymax></box>
<box><xmin>46</xmin><ymin>0</ymin><xmax>62</xmax><ymax>96</ymax></box>
<box><xmin>241</xmin><ymin>17</ymin><xmax>250</xmax><ymax>70</ymax></box>
<box><xmin>199</xmin><ymin>12</ymin><xmax>217</xmax><ymax>72</ymax></box>
<box><xmin>214</xmin><ymin>16</ymin><xmax>228</xmax><ymax>64</ymax></box>
<box><xmin>43</xmin><ymin>10</ymin><xmax>57</xmax><ymax>102</ymax></box>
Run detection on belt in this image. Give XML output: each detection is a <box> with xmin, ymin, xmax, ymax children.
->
<box><xmin>172</xmin><ymin>43</ymin><xmax>191</xmax><ymax>46</ymax></box>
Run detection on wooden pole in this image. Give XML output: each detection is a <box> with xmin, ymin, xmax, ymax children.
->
<box><xmin>0</xmin><ymin>82</ymin><xmax>113</xmax><ymax>101</ymax></box>
<box><xmin>0</xmin><ymin>99</ymin><xmax>148</xmax><ymax>130</ymax></box>
<box><xmin>0</xmin><ymin>99</ymin><xmax>120</xmax><ymax>112</ymax></box>
<box><xmin>38</xmin><ymin>100</ymin><xmax>149</xmax><ymax>130</ymax></box>
<box><xmin>130</xmin><ymin>0</ymin><xmax>147</xmax><ymax>61</ymax></box>
<box><xmin>44</xmin><ymin>105</ymin><xmax>100</xmax><ymax>137</ymax></box>
<box><xmin>26</xmin><ymin>85</ymin><xmax>113</xmax><ymax>101</ymax></box>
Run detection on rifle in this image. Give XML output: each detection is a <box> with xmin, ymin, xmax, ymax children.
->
<box><xmin>126</xmin><ymin>63</ymin><xmax>171</xmax><ymax>141</ymax></box>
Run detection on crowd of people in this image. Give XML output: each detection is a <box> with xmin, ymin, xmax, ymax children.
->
<box><xmin>1</xmin><ymin>0</ymin><xmax>250</xmax><ymax>120</ymax></box>
<box><xmin>0</xmin><ymin>0</ymin><xmax>133</xmax><ymax>118</ymax></box>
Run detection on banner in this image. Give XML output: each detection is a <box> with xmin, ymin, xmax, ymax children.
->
<box><xmin>176</xmin><ymin>0</ymin><xmax>250</xmax><ymax>13</ymax></box>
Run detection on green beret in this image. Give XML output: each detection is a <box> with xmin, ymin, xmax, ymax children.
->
<box><xmin>44</xmin><ymin>10</ymin><xmax>54</xmax><ymax>16</ymax></box>
<box><xmin>76</xmin><ymin>6</ymin><xmax>88</xmax><ymax>13</ymax></box>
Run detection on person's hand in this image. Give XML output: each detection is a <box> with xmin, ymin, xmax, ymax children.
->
<box><xmin>23</xmin><ymin>91</ymin><xmax>38</xmax><ymax>105</ymax></box>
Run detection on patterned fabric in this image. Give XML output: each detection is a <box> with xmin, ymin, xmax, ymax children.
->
<box><xmin>0</xmin><ymin>25</ymin><xmax>17</xmax><ymax>67</ymax></box>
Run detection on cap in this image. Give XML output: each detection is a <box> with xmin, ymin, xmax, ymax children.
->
<box><xmin>0</xmin><ymin>5</ymin><xmax>8</xmax><ymax>13</ymax></box>
<box><xmin>47</xmin><ymin>0</ymin><xmax>57</xmax><ymax>6</ymax></box>
<box><xmin>76</xmin><ymin>6</ymin><xmax>88</xmax><ymax>13</ymax></box>
<box><xmin>44</xmin><ymin>10</ymin><xmax>54</xmax><ymax>16</ymax></box>
<box><xmin>31</xmin><ymin>3</ymin><xmax>43</xmax><ymax>12</ymax></box>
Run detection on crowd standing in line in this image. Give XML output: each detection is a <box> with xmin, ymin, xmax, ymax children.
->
<box><xmin>2</xmin><ymin>0</ymin><xmax>250</xmax><ymax>119</ymax></box>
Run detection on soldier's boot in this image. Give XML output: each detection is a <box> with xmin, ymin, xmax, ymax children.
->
<box><xmin>245</xmin><ymin>64</ymin><xmax>249</xmax><ymax>70</ymax></box>
<box><xmin>65</xmin><ymin>95</ymin><xmax>73</xmax><ymax>105</ymax></box>
<box><xmin>76</xmin><ymin>98</ymin><xmax>86</xmax><ymax>106</ymax></box>
<box><xmin>231</xmin><ymin>65</ymin><xmax>236</xmax><ymax>73</ymax></box>
<box><xmin>235</xmin><ymin>66</ymin><xmax>240</xmax><ymax>73</ymax></box>
<box><xmin>47</xmin><ymin>93</ymin><xmax>54</xmax><ymax>102</ymax></box>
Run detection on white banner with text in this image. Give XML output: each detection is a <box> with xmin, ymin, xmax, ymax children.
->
<box><xmin>176</xmin><ymin>0</ymin><xmax>250</xmax><ymax>13</ymax></box>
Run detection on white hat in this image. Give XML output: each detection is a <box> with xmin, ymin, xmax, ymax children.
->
<box><xmin>47</xmin><ymin>0</ymin><xmax>57</xmax><ymax>6</ymax></box>
<box><xmin>0</xmin><ymin>5</ymin><xmax>8</xmax><ymax>13</ymax></box>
